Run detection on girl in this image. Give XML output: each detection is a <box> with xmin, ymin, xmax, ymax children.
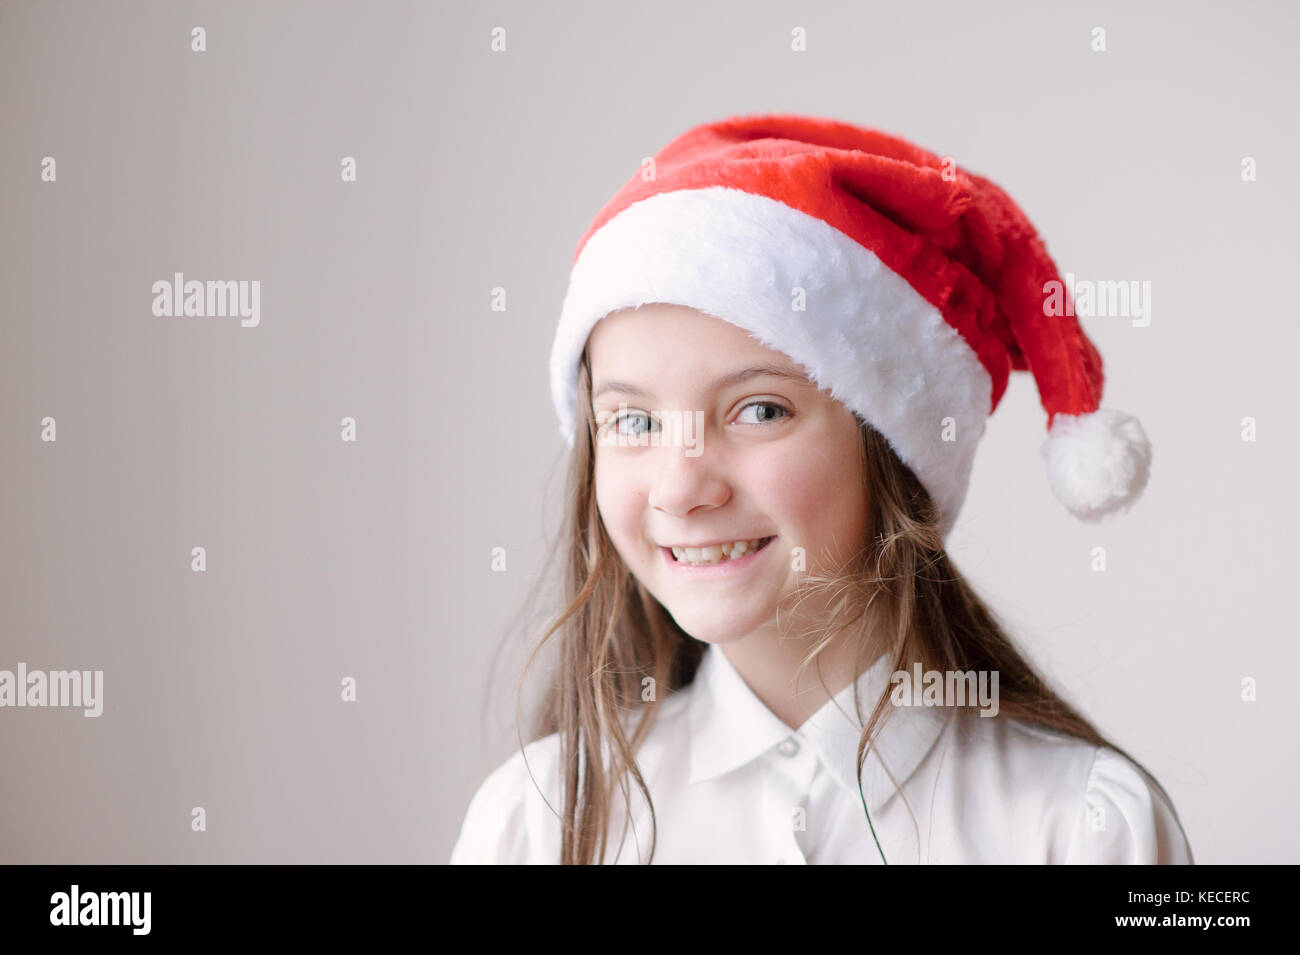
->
<box><xmin>450</xmin><ymin>114</ymin><xmax>1194</xmax><ymax>865</ymax></box>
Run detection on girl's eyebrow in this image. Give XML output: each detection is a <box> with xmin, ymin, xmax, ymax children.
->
<box><xmin>592</xmin><ymin>364</ymin><xmax>810</xmax><ymax>401</ymax></box>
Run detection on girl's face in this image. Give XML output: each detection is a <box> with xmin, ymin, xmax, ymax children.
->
<box><xmin>587</xmin><ymin>304</ymin><xmax>870</xmax><ymax>646</ymax></box>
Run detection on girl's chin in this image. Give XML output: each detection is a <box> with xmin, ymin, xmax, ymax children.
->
<box><xmin>664</xmin><ymin>606</ymin><xmax>771</xmax><ymax>644</ymax></box>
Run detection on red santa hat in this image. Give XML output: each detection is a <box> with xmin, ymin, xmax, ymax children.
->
<box><xmin>549</xmin><ymin>113</ymin><xmax>1152</xmax><ymax>538</ymax></box>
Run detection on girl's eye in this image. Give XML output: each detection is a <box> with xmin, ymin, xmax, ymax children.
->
<box><xmin>734</xmin><ymin>401</ymin><xmax>791</xmax><ymax>426</ymax></box>
<box><xmin>600</xmin><ymin>402</ymin><xmax>788</xmax><ymax>439</ymax></box>
<box><xmin>612</xmin><ymin>411</ymin><xmax>657</xmax><ymax>436</ymax></box>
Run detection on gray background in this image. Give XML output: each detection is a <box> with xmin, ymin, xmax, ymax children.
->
<box><xmin>1</xmin><ymin>0</ymin><xmax>1295</xmax><ymax>863</ymax></box>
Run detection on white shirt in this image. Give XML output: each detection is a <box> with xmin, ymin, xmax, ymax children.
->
<box><xmin>450</xmin><ymin>642</ymin><xmax>1194</xmax><ymax>864</ymax></box>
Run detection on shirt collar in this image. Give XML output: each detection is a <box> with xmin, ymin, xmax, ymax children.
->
<box><xmin>686</xmin><ymin>641</ymin><xmax>952</xmax><ymax>811</ymax></box>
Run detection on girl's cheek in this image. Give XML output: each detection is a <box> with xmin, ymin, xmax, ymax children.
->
<box><xmin>748</xmin><ymin>452</ymin><xmax>818</xmax><ymax>516</ymax></box>
<box><xmin>594</xmin><ymin>459</ymin><xmax>642</xmax><ymax>539</ymax></box>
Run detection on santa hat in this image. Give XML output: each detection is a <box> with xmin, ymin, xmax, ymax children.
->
<box><xmin>548</xmin><ymin>113</ymin><xmax>1152</xmax><ymax>538</ymax></box>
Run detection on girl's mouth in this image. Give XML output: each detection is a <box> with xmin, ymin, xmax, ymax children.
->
<box><xmin>661</xmin><ymin>536</ymin><xmax>776</xmax><ymax>576</ymax></box>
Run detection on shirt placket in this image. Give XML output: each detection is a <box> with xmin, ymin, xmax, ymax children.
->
<box><xmin>761</xmin><ymin>732</ymin><xmax>818</xmax><ymax>865</ymax></box>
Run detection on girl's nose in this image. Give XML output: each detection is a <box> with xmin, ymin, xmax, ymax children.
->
<box><xmin>647</xmin><ymin>445</ymin><xmax>731</xmax><ymax>518</ymax></box>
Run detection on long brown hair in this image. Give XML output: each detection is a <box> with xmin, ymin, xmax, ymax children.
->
<box><xmin>515</xmin><ymin>344</ymin><xmax>1180</xmax><ymax>864</ymax></box>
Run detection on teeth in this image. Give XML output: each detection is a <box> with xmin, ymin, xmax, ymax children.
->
<box><xmin>671</xmin><ymin>538</ymin><xmax>766</xmax><ymax>566</ymax></box>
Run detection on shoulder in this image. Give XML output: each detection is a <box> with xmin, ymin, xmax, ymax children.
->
<box><xmin>1066</xmin><ymin>744</ymin><xmax>1195</xmax><ymax>864</ymax></box>
<box><xmin>936</xmin><ymin>716</ymin><xmax>1193</xmax><ymax>863</ymax></box>
<box><xmin>448</xmin><ymin>733</ymin><xmax>564</xmax><ymax>865</ymax></box>
<box><xmin>447</xmin><ymin>691</ymin><xmax>692</xmax><ymax>865</ymax></box>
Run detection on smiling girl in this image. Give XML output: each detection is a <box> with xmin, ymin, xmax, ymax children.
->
<box><xmin>450</xmin><ymin>114</ymin><xmax>1193</xmax><ymax>865</ymax></box>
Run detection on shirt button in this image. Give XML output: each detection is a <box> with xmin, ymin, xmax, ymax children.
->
<box><xmin>777</xmin><ymin>737</ymin><xmax>800</xmax><ymax>757</ymax></box>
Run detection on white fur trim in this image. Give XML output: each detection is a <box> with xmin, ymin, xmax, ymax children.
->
<box><xmin>1039</xmin><ymin>407</ymin><xmax>1152</xmax><ymax>521</ymax></box>
<box><xmin>549</xmin><ymin>186</ymin><xmax>993</xmax><ymax>537</ymax></box>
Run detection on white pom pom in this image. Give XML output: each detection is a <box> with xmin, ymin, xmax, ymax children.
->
<box><xmin>1039</xmin><ymin>407</ymin><xmax>1152</xmax><ymax>521</ymax></box>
